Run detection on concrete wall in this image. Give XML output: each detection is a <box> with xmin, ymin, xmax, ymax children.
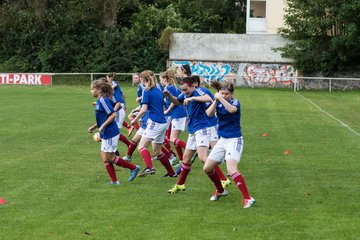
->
<box><xmin>169</xmin><ymin>33</ymin><xmax>293</xmax><ymax>63</ymax></box>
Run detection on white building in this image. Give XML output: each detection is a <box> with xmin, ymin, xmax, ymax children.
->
<box><xmin>246</xmin><ymin>0</ymin><xmax>287</xmax><ymax>34</ymax></box>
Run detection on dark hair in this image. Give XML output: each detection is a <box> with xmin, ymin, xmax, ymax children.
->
<box><xmin>210</xmin><ymin>80</ymin><xmax>234</xmax><ymax>93</ymax></box>
<box><xmin>92</xmin><ymin>79</ymin><xmax>114</xmax><ymax>98</ymax></box>
<box><xmin>107</xmin><ymin>72</ymin><xmax>116</xmax><ymax>79</ymax></box>
<box><xmin>182</xmin><ymin>64</ymin><xmax>191</xmax><ymax>76</ymax></box>
<box><xmin>191</xmin><ymin>75</ymin><xmax>200</xmax><ymax>86</ymax></box>
<box><xmin>180</xmin><ymin>77</ymin><xmax>194</xmax><ymax>87</ymax></box>
<box><xmin>180</xmin><ymin>76</ymin><xmax>194</xmax><ymax>87</ymax></box>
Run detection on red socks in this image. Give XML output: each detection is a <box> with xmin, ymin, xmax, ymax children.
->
<box><xmin>215</xmin><ymin>166</ymin><xmax>228</xmax><ymax>181</ymax></box>
<box><xmin>133</xmin><ymin>122</ymin><xmax>140</xmax><ymax>130</ymax></box>
<box><xmin>166</xmin><ymin>123</ymin><xmax>172</xmax><ymax>139</ymax></box>
<box><xmin>104</xmin><ymin>162</ymin><xmax>117</xmax><ymax>182</ymax></box>
<box><xmin>127</xmin><ymin>140</ymin><xmax>137</xmax><ymax>156</ymax></box>
<box><xmin>231</xmin><ymin>172</ymin><xmax>250</xmax><ymax>199</ymax></box>
<box><xmin>139</xmin><ymin>147</ymin><xmax>153</xmax><ymax>169</ymax></box>
<box><xmin>161</xmin><ymin>146</ymin><xmax>171</xmax><ymax>158</ymax></box>
<box><xmin>157</xmin><ymin>153</ymin><xmax>175</xmax><ymax>176</ymax></box>
<box><xmin>163</xmin><ymin>139</ymin><xmax>174</xmax><ymax>155</ymax></box>
<box><xmin>113</xmin><ymin>157</ymin><xmax>136</xmax><ymax>170</ymax></box>
<box><xmin>207</xmin><ymin>170</ymin><xmax>224</xmax><ymax>193</ymax></box>
<box><xmin>174</xmin><ymin>138</ymin><xmax>186</xmax><ymax>148</ymax></box>
<box><xmin>174</xmin><ymin>138</ymin><xmax>186</xmax><ymax>161</ymax></box>
<box><xmin>119</xmin><ymin>134</ymin><xmax>131</xmax><ymax>147</ymax></box>
<box><xmin>178</xmin><ymin>162</ymin><xmax>191</xmax><ymax>185</ymax></box>
<box><xmin>122</xmin><ymin>121</ymin><xmax>129</xmax><ymax>128</ymax></box>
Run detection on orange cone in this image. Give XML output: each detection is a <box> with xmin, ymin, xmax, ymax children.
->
<box><xmin>262</xmin><ymin>133</ymin><xmax>269</xmax><ymax>137</ymax></box>
<box><xmin>0</xmin><ymin>197</ymin><xmax>6</xmax><ymax>204</ymax></box>
<box><xmin>284</xmin><ymin>150</ymin><xmax>291</xmax><ymax>155</ymax></box>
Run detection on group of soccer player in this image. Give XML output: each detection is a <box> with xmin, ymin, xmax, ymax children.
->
<box><xmin>88</xmin><ymin>65</ymin><xmax>255</xmax><ymax>208</ymax></box>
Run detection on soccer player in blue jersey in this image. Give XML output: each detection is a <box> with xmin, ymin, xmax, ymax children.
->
<box><xmin>88</xmin><ymin>79</ymin><xmax>140</xmax><ymax>184</ymax></box>
<box><xmin>203</xmin><ymin>81</ymin><xmax>255</xmax><ymax>207</ymax></box>
<box><xmin>130</xmin><ymin>70</ymin><xmax>176</xmax><ymax>177</ymax></box>
<box><xmin>126</xmin><ymin>73</ymin><xmax>142</xmax><ymax>136</ymax></box>
<box><xmin>192</xmin><ymin>75</ymin><xmax>231</xmax><ymax>188</ymax></box>
<box><xmin>163</xmin><ymin>77</ymin><xmax>227</xmax><ymax>196</ymax></box>
<box><xmin>106</xmin><ymin>73</ymin><xmax>132</xmax><ymax>148</ymax></box>
<box><xmin>123</xmin><ymin>76</ymin><xmax>150</xmax><ymax>162</ymax></box>
<box><xmin>160</xmin><ymin>69</ymin><xmax>187</xmax><ymax>166</ymax></box>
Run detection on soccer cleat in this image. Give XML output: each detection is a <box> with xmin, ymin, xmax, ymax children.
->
<box><xmin>152</xmin><ymin>156</ymin><xmax>158</xmax><ymax>161</ymax></box>
<box><xmin>122</xmin><ymin>155</ymin><xmax>132</xmax><ymax>162</ymax></box>
<box><xmin>221</xmin><ymin>179</ymin><xmax>232</xmax><ymax>188</ymax></box>
<box><xmin>169</xmin><ymin>154</ymin><xmax>177</xmax><ymax>166</ymax></box>
<box><xmin>128</xmin><ymin>165</ymin><xmax>141</xmax><ymax>182</ymax></box>
<box><xmin>168</xmin><ymin>184</ymin><xmax>186</xmax><ymax>193</ymax></box>
<box><xmin>127</xmin><ymin>126</ymin><xmax>135</xmax><ymax>137</ymax></box>
<box><xmin>108</xmin><ymin>180</ymin><xmax>120</xmax><ymax>185</ymax></box>
<box><xmin>115</xmin><ymin>150</ymin><xmax>120</xmax><ymax>156</ymax></box>
<box><xmin>210</xmin><ymin>189</ymin><xmax>228</xmax><ymax>201</ymax></box>
<box><xmin>190</xmin><ymin>152</ymin><xmax>198</xmax><ymax>163</ymax></box>
<box><xmin>243</xmin><ymin>197</ymin><xmax>256</xmax><ymax>208</ymax></box>
<box><xmin>163</xmin><ymin>173</ymin><xmax>178</xmax><ymax>178</ymax></box>
<box><xmin>138</xmin><ymin>167</ymin><xmax>156</xmax><ymax>177</ymax></box>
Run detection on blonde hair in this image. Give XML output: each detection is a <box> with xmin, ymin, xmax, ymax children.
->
<box><xmin>140</xmin><ymin>70</ymin><xmax>156</xmax><ymax>90</ymax></box>
<box><xmin>160</xmin><ymin>68</ymin><xmax>177</xmax><ymax>87</ymax></box>
<box><xmin>91</xmin><ymin>78</ymin><xmax>114</xmax><ymax>98</ymax></box>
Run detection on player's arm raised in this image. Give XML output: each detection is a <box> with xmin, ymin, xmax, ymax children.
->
<box><xmin>206</xmin><ymin>99</ymin><xmax>218</xmax><ymax>117</ymax></box>
<box><xmin>214</xmin><ymin>92</ymin><xmax>237</xmax><ymax>113</ymax></box>
<box><xmin>163</xmin><ymin>89</ymin><xmax>180</xmax><ymax>106</ymax></box>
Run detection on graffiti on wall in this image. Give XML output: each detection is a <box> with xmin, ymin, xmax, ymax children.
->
<box><xmin>168</xmin><ymin>61</ymin><xmax>297</xmax><ymax>86</ymax></box>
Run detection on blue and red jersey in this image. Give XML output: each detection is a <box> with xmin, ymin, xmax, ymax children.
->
<box><xmin>95</xmin><ymin>97</ymin><xmax>119</xmax><ymax>139</ymax></box>
<box><xmin>178</xmin><ymin>88</ymin><xmax>211</xmax><ymax>134</ymax></box>
<box><xmin>142</xmin><ymin>86</ymin><xmax>166</xmax><ymax>124</ymax></box>
<box><xmin>216</xmin><ymin>98</ymin><xmax>242</xmax><ymax>138</ymax></box>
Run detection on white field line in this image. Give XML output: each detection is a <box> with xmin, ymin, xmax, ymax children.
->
<box><xmin>296</xmin><ymin>92</ymin><xmax>360</xmax><ymax>137</ymax></box>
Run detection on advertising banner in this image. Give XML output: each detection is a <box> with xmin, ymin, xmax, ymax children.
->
<box><xmin>0</xmin><ymin>73</ymin><xmax>52</xmax><ymax>85</ymax></box>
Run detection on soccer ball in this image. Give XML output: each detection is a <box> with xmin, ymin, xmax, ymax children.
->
<box><xmin>93</xmin><ymin>132</ymin><xmax>101</xmax><ymax>142</ymax></box>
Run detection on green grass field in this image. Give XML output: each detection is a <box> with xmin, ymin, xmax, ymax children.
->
<box><xmin>0</xmin><ymin>84</ymin><xmax>359</xmax><ymax>239</ymax></box>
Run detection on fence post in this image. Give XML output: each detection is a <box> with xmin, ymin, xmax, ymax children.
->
<box><xmin>329</xmin><ymin>78</ymin><xmax>332</xmax><ymax>92</ymax></box>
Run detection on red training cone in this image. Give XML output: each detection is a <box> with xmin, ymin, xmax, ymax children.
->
<box><xmin>262</xmin><ymin>133</ymin><xmax>269</xmax><ymax>137</ymax></box>
<box><xmin>284</xmin><ymin>150</ymin><xmax>291</xmax><ymax>155</ymax></box>
<box><xmin>0</xmin><ymin>197</ymin><xmax>6</xmax><ymax>204</ymax></box>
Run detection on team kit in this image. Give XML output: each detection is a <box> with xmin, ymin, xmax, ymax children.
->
<box><xmin>88</xmin><ymin>65</ymin><xmax>255</xmax><ymax>209</ymax></box>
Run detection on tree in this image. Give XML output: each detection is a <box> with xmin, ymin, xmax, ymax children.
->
<box><xmin>277</xmin><ymin>0</ymin><xmax>360</xmax><ymax>76</ymax></box>
<box><xmin>0</xmin><ymin>0</ymin><xmax>247</xmax><ymax>73</ymax></box>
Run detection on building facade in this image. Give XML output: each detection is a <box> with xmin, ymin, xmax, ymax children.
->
<box><xmin>246</xmin><ymin>0</ymin><xmax>287</xmax><ymax>34</ymax></box>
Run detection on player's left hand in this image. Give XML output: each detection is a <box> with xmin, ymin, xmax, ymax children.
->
<box><xmin>183</xmin><ymin>97</ymin><xmax>193</xmax><ymax>105</ymax></box>
<box><xmin>214</xmin><ymin>92</ymin><xmax>222</xmax><ymax>100</ymax></box>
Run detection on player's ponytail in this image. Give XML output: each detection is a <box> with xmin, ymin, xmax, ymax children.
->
<box><xmin>210</xmin><ymin>80</ymin><xmax>221</xmax><ymax>91</ymax></box>
<box><xmin>140</xmin><ymin>70</ymin><xmax>156</xmax><ymax>90</ymax></box>
<box><xmin>210</xmin><ymin>80</ymin><xmax>234</xmax><ymax>94</ymax></box>
<box><xmin>160</xmin><ymin>68</ymin><xmax>178</xmax><ymax>88</ymax></box>
<box><xmin>107</xmin><ymin>72</ymin><xmax>116</xmax><ymax>79</ymax></box>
